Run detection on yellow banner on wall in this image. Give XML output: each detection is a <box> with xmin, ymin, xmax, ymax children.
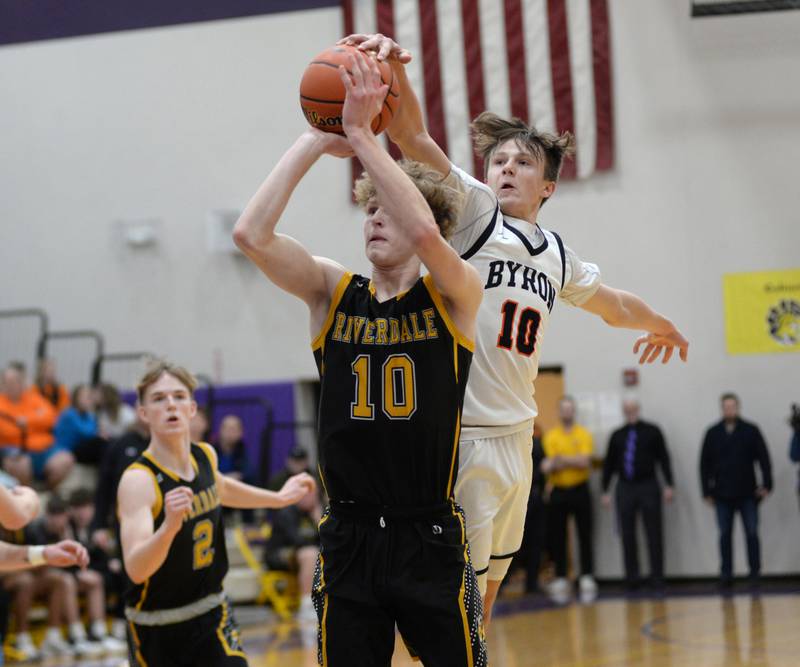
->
<box><xmin>723</xmin><ymin>268</ymin><xmax>800</xmax><ymax>355</ymax></box>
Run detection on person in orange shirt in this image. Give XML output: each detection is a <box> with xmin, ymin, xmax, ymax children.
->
<box><xmin>0</xmin><ymin>365</ymin><xmax>74</xmax><ymax>487</ymax></box>
<box><xmin>33</xmin><ymin>358</ymin><xmax>70</xmax><ymax>415</ymax></box>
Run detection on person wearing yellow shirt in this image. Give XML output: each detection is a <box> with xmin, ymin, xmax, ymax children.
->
<box><xmin>542</xmin><ymin>396</ymin><xmax>596</xmax><ymax>604</ymax></box>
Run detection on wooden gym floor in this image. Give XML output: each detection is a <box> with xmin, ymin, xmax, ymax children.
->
<box><xmin>44</xmin><ymin>589</ymin><xmax>800</xmax><ymax>666</ymax></box>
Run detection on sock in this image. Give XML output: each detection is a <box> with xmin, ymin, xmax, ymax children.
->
<box><xmin>69</xmin><ymin>622</ymin><xmax>87</xmax><ymax>641</ymax></box>
<box><xmin>91</xmin><ymin>619</ymin><xmax>109</xmax><ymax>638</ymax></box>
<box><xmin>45</xmin><ymin>627</ymin><xmax>63</xmax><ymax>642</ymax></box>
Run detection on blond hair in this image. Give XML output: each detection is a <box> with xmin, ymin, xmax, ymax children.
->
<box><xmin>471</xmin><ymin>111</ymin><xmax>575</xmax><ymax>206</ymax></box>
<box><xmin>353</xmin><ymin>159</ymin><xmax>463</xmax><ymax>240</ymax></box>
<box><xmin>136</xmin><ymin>360</ymin><xmax>197</xmax><ymax>403</ymax></box>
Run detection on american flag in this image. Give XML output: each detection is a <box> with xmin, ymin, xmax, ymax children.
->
<box><xmin>342</xmin><ymin>0</ymin><xmax>614</xmax><ymax>180</ymax></box>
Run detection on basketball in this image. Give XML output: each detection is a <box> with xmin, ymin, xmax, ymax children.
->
<box><xmin>299</xmin><ymin>44</ymin><xmax>400</xmax><ymax>136</ymax></box>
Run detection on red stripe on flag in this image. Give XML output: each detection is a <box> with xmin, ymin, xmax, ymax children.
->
<box><xmin>419</xmin><ymin>1</ymin><xmax>448</xmax><ymax>156</ymax></box>
<box><xmin>504</xmin><ymin>0</ymin><xmax>529</xmax><ymax>122</ymax></box>
<box><xmin>546</xmin><ymin>0</ymin><xmax>576</xmax><ymax>180</ymax></box>
<box><xmin>461</xmin><ymin>0</ymin><xmax>487</xmax><ymax>176</ymax></box>
<box><xmin>590</xmin><ymin>0</ymin><xmax>613</xmax><ymax>171</ymax></box>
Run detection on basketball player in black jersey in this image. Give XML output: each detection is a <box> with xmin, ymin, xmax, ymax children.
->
<box><xmin>117</xmin><ymin>362</ymin><xmax>316</xmax><ymax>667</ymax></box>
<box><xmin>234</xmin><ymin>53</ymin><xmax>486</xmax><ymax>666</ymax></box>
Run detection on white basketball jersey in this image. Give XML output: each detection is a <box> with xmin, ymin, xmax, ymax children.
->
<box><xmin>445</xmin><ymin>164</ymin><xmax>602</xmax><ymax>439</ymax></box>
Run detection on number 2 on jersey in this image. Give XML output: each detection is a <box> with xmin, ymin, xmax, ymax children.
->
<box><xmin>192</xmin><ymin>519</ymin><xmax>214</xmax><ymax>570</ymax></box>
<box><xmin>497</xmin><ymin>300</ymin><xmax>541</xmax><ymax>356</ymax></box>
<box><xmin>351</xmin><ymin>353</ymin><xmax>417</xmax><ymax>420</ymax></box>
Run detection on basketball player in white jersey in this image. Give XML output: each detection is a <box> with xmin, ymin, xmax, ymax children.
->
<box><xmin>340</xmin><ymin>34</ymin><xmax>689</xmax><ymax>624</ymax></box>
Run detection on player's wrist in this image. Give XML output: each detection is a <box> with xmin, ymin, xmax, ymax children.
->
<box><xmin>27</xmin><ymin>545</ymin><xmax>46</xmax><ymax>566</ymax></box>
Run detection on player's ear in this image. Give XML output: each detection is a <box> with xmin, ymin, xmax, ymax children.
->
<box><xmin>542</xmin><ymin>180</ymin><xmax>556</xmax><ymax>199</ymax></box>
<box><xmin>136</xmin><ymin>402</ymin><xmax>150</xmax><ymax>425</ymax></box>
<box><xmin>189</xmin><ymin>400</ymin><xmax>197</xmax><ymax>418</ymax></box>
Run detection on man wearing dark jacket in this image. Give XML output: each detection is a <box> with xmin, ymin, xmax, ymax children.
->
<box><xmin>700</xmin><ymin>393</ymin><xmax>772</xmax><ymax>588</ymax></box>
<box><xmin>602</xmin><ymin>399</ymin><xmax>673</xmax><ymax>590</ymax></box>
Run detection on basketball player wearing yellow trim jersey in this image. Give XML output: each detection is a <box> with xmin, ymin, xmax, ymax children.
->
<box><xmin>117</xmin><ymin>362</ymin><xmax>316</xmax><ymax>667</ymax></box>
<box><xmin>235</xmin><ymin>54</ymin><xmax>486</xmax><ymax>666</ymax></box>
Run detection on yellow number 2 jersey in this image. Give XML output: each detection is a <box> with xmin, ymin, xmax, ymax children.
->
<box><xmin>124</xmin><ymin>443</ymin><xmax>227</xmax><ymax>612</ymax></box>
<box><xmin>313</xmin><ymin>273</ymin><xmax>474</xmax><ymax>508</ymax></box>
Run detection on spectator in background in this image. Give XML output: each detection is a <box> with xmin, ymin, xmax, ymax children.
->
<box><xmin>5</xmin><ymin>495</ymin><xmax>103</xmax><ymax>659</ymax></box>
<box><xmin>0</xmin><ymin>364</ymin><xmax>73</xmax><ymax>487</ymax></box>
<box><xmin>700</xmin><ymin>393</ymin><xmax>772</xmax><ymax>589</ymax></box>
<box><xmin>189</xmin><ymin>405</ymin><xmax>210</xmax><ymax>443</ymax></box>
<box><xmin>90</xmin><ymin>415</ymin><xmax>150</xmax><ymax>549</ymax></box>
<box><xmin>509</xmin><ymin>423</ymin><xmax>547</xmax><ymax>594</ymax></box>
<box><xmin>25</xmin><ymin>495</ymin><xmax>121</xmax><ymax>655</ymax></box>
<box><xmin>69</xmin><ymin>488</ymin><xmax>127</xmax><ymax>645</ymax></box>
<box><xmin>268</xmin><ymin>446</ymin><xmax>313</xmax><ymax>492</ymax></box>
<box><xmin>264</xmin><ymin>488</ymin><xmax>322</xmax><ymax>623</ymax></box>
<box><xmin>95</xmin><ymin>383</ymin><xmax>136</xmax><ymax>440</ymax></box>
<box><xmin>542</xmin><ymin>396</ymin><xmax>597</xmax><ymax>604</ymax></box>
<box><xmin>214</xmin><ymin>414</ymin><xmax>249</xmax><ymax>481</ymax></box>
<box><xmin>33</xmin><ymin>358</ymin><xmax>69</xmax><ymax>415</ymax></box>
<box><xmin>601</xmin><ymin>399</ymin><xmax>674</xmax><ymax>592</ymax></box>
<box><xmin>54</xmin><ymin>384</ymin><xmax>107</xmax><ymax>465</ymax></box>
<box><xmin>789</xmin><ymin>404</ymin><xmax>800</xmax><ymax>507</ymax></box>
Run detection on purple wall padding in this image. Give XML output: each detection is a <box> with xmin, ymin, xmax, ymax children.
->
<box><xmin>123</xmin><ymin>380</ymin><xmax>298</xmax><ymax>482</ymax></box>
<box><xmin>0</xmin><ymin>0</ymin><xmax>340</xmax><ymax>46</ymax></box>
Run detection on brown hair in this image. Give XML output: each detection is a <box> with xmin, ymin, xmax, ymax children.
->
<box><xmin>471</xmin><ymin>111</ymin><xmax>575</xmax><ymax>206</ymax></box>
<box><xmin>136</xmin><ymin>360</ymin><xmax>197</xmax><ymax>404</ymax></box>
<box><xmin>353</xmin><ymin>159</ymin><xmax>463</xmax><ymax>240</ymax></box>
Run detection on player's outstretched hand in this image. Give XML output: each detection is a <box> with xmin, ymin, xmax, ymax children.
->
<box><xmin>44</xmin><ymin>540</ymin><xmax>90</xmax><ymax>569</ymax></box>
<box><xmin>163</xmin><ymin>487</ymin><xmax>194</xmax><ymax>534</ymax></box>
<box><xmin>305</xmin><ymin>127</ymin><xmax>354</xmax><ymax>158</ymax></box>
<box><xmin>278</xmin><ymin>473</ymin><xmax>317</xmax><ymax>507</ymax></box>
<box><xmin>633</xmin><ymin>326</ymin><xmax>689</xmax><ymax>364</ymax></box>
<box><xmin>339</xmin><ymin>52</ymin><xmax>388</xmax><ymax>135</ymax></box>
<box><xmin>338</xmin><ymin>33</ymin><xmax>412</xmax><ymax>63</ymax></box>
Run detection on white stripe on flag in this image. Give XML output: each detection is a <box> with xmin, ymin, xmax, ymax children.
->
<box><xmin>523</xmin><ymin>0</ymin><xmax>556</xmax><ymax>134</ymax></box>
<box><xmin>566</xmin><ymin>0</ymin><xmax>597</xmax><ymax>178</ymax></box>
<box><xmin>477</xmin><ymin>0</ymin><xmax>511</xmax><ymax>120</ymax></box>
<box><xmin>436</xmin><ymin>0</ymin><xmax>472</xmax><ymax>171</ymax></box>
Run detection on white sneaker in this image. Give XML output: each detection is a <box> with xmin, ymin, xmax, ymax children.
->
<box><xmin>579</xmin><ymin>575</ymin><xmax>598</xmax><ymax>604</ymax></box>
<box><xmin>40</xmin><ymin>630</ymin><xmax>76</xmax><ymax>658</ymax></box>
<box><xmin>10</xmin><ymin>632</ymin><xmax>40</xmax><ymax>662</ymax></box>
<box><xmin>99</xmin><ymin>634</ymin><xmax>128</xmax><ymax>655</ymax></box>
<box><xmin>547</xmin><ymin>577</ymin><xmax>571</xmax><ymax>605</ymax></box>
<box><xmin>71</xmin><ymin>637</ymin><xmax>106</xmax><ymax>658</ymax></box>
<box><xmin>111</xmin><ymin>618</ymin><xmax>128</xmax><ymax>641</ymax></box>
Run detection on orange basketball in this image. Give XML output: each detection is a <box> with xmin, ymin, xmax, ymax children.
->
<box><xmin>299</xmin><ymin>44</ymin><xmax>400</xmax><ymax>136</ymax></box>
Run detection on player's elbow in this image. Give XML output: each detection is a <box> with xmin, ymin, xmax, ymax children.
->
<box><xmin>232</xmin><ymin>218</ymin><xmax>256</xmax><ymax>252</ymax></box>
<box><xmin>125</xmin><ymin>563</ymin><xmax>148</xmax><ymax>585</ymax></box>
<box><xmin>0</xmin><ymin>511</ymin><xmax>29</xmax><ymax>531</ymax></box>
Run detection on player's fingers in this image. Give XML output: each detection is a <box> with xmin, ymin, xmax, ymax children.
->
<box><xmin>646</xmin><ymin>345</ymin><xmax>663</xmax><ymax>364</ymax></box>
<box><xmin>680</xmin><ymin>342</ymin><xmax>689</xmax><ymax>362</ymax></box>
<box><xmin>662</xmin><ymin>346</ymin><xmax>675</xmax><ymax>364</ymax></box>
<box><xmin>632</xmin><ymin>335</ymin><xmax>648</xmax><ymax>355</ymax></box>
<box><xmin>638</xmin><ymin>343</ymin><xmax>654</xmax><ymax>365</ymax></box>
<box><xmin>338</xmin><ymin>33</ymin><xmax>367</xmax><ymax>45</ymax></box>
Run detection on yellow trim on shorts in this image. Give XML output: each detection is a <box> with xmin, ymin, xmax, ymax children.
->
<box><xmin>422</xmin><ymin>274</ymin><xmax>475</xmax><ymax>352</ymax></box>
<box><xmin>128</xmin><ymin>621</ymin><xmax>148</xmax><ymax>666</ymax></box>
<box><xmin>446</xmin><ymin>411</ymin><xmax>461</xmax><ymax>500</ymax></box>
<box><xmin>312</xmin><ymin>271</ymin><xmax>353</xmax><ymax>351</ymax></box>
<box><xmin>216</xmin><ymin>600</ymin><xmax>247</xmax><ymax>659</ymax></box>
<box><xmin>452</xmin><ymin>507</ymin><xmax>475</xmax><ymax>667</ymax></box>
<box><xmin>126</xmin><ymin>463</ymin><xmax>163</xmax><ymax>520</ymax></box>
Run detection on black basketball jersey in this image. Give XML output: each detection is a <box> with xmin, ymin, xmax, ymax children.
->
<box><xmin>123</xmin><ymin>443</ymin><xmax>228</xmax><ymax>611</ymax></box>
<box><xmin>313</xmin><ymin>272</ymin><xmax>473</xmax><ymax>508</ymax></box>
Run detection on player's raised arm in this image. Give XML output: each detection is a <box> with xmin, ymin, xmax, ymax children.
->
<box><xmin>340</xmin><ymin>33</ymin><xmax>449</xmax><ymax>176</ymax></box>
<box><xmin>232</xmin><ymin>130</ymin><xmax>351</xmax><ymax>329</ymax></box>
<box><xmin>118</xmin><ymin>467</ymin><xmax>192</xmax><ymax>584</ymax></box>
<box><xmin>341</xmin><ymin>53</ymin><xmax>482</xmax><ymax>329</ymax></box>
<box><xmin>580</xmin><ymin>285</ymin><xmax>689</xmax><ymax>364</ymax></box>
<box><xmin>201</xmin><ymin>443</ymin><xmax>316</xmax><ymax>510</ymax></box>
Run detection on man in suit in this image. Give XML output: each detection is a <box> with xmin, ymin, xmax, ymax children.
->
<box><xmin>602</xmin><ymin>399</ymin><xmax>673</xmax><ymax>591</ymax></box>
